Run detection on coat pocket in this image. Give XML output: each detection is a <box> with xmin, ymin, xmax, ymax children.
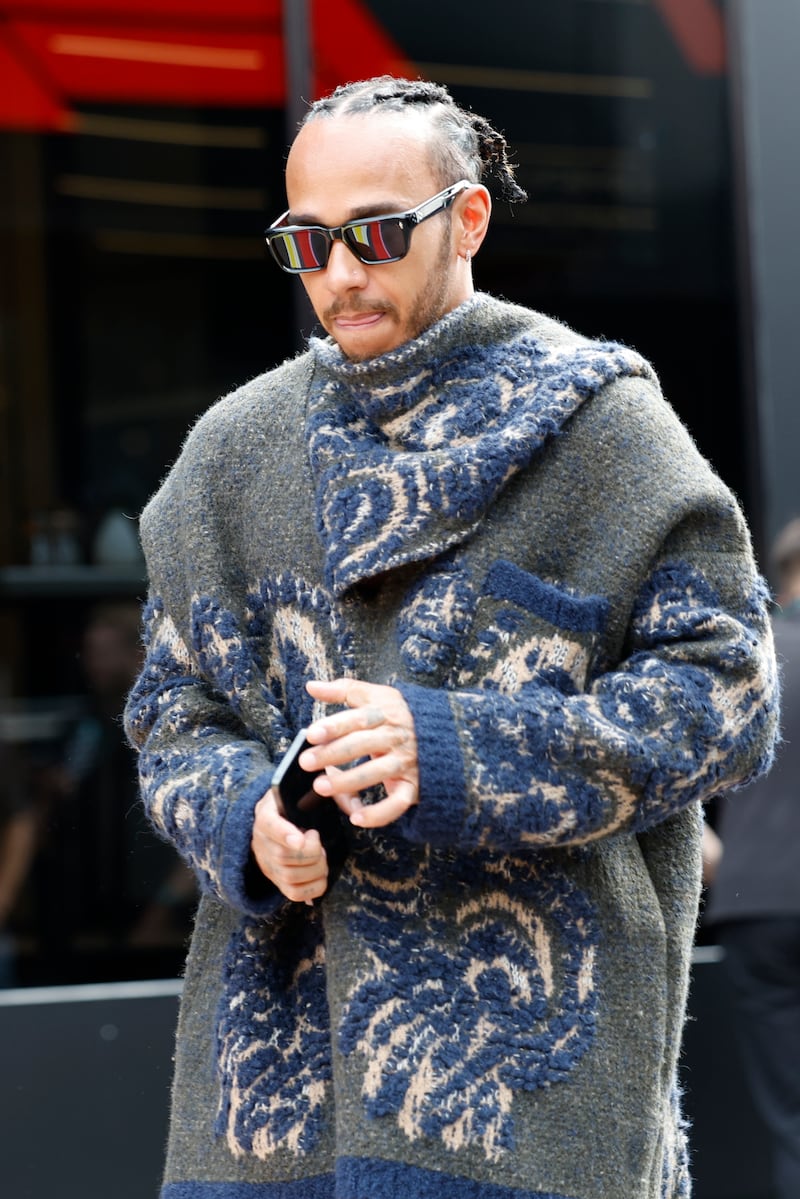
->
<box><xmin>456</xmin><ymin>559</ymin><xmax>609</xmax><ymax>695</ymax></box>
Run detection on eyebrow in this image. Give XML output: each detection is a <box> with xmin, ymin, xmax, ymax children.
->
<box><xmin>287</xmin><ymin>199</ymin><xmax>411</xmax><ymax>226</ymax></box>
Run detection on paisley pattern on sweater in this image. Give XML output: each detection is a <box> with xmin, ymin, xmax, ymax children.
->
<box><xmin>397</xmin><ymin>553</ymin><xmax>477</xmax><ymax>680</ymax></box>
<box><xmin>404</xmin><ymin>560</ymin><xmax>778</xmax><ymax>855</ymax></box>
<box><xmin>456</xmin><ymin>559</ymin><xmax>609</xmax><ymax>696</ymax></box>
<box><xmin>126</xmin><ymin>598</ymin><xmax>280</xmax><ymax>900</ymax></box>
<box><xmin>216</xmin><ymin>905</ymin><xmax>331</xmax><ymax>1158</ymax></box>
<box><xmin>243</xmin><ymin>571</ymin><xmax>350</xmax><ymax>734</ymax></box>
<box><xmin>308</xmin><ymin>300</ymin><xmax>656</xmax><ymax>595</ymax></box>
<box><xmin>338</xmin><ymin>841</ymin><xmax>598</xmax><ymax>1162</ymax></box>
<box><xmin>126</xmin><ymin>579</ymin><xmax>347</xmax><ymax>907</ymax></box>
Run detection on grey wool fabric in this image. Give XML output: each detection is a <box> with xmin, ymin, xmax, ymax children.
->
<box><xmin>125</xmin><ymin>294</ymin><xmax>778</xmax><ymax>1199</ymax></box>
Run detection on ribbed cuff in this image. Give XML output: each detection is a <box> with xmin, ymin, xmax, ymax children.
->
<box><xmin>219</xmin><ymin>769</ymin><xmax>285</xmax><ymax>918</ymax></box>
<box><xmin>395</xmin><ymin>682</ymin><xmax>466</xmax><ymax>847</ymax></box>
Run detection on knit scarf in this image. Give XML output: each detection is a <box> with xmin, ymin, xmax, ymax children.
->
<box><xmin>306</xmin><ymin>294</ymin><xmax>656</xmax><ymax>596</ymax></box>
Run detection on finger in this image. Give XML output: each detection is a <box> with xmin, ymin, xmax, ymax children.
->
<box><xmin>348</xmin><ymin>783</ymin><xmax>417</xmax><ymax>828</ymax></box>
<box><xmin>314</xmin><ymin>752</ymin><xmax>415</xmax><ymax>797</ymax></box>
<box><xmin>274</xmin><ymin>827</ymin><xmax>325</xmax><ymax>864</ymax></box>
<box><xmin>269</xmin><ymin>856</ymin><xmax>328</xmax><ymax>888</ymax></box>
<box><xmin>306</xmin><ymin>677</ymin><xmax>372</xmax><ymax>706</ymax></box>
<box><xmin>304</xmin><ymin>724</ymin><xmax>414</xmax><ymax>774</ymax></box>
<box><xmin>253</xmin><ymin>800</ymin><xmax>323</xmax><ymax>866</ymax></box>
<box><xmin>254</xmin><ymin>788</ymin><xmax>310</xmax><ymax>850</ymax></box>
<box><xmin>330</xmin><ymin>790</ymin><xmax>364</xmax><ymax>817</ymax></box>
<box><xmin>302</xmin><ymin>706</ymin><xmax>385</xmax><ymax>759</ymax></box>
<box><xmin>250</xmin><ymin>831</ymin><xmax>329</xmax><ymax>900</ymax></box>
<box><xmin>272</xmin><ymin>835</ymin><xmax>328</xmax><ymax>893</ymax></box>
<box><xmin>277</xmin><ymin>870</ymin><xmax>329</xmax><ymax>904</ymax></box>
<box><xmin>249</xmin><ymin>846</ymin><xmax>327</xmax><ymax>899</ymax></box>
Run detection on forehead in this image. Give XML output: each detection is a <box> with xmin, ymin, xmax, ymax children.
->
<box><xmin>285</xmin><ymin>112</ymin><xmax>439</xmax><ymax>219</ymax></box>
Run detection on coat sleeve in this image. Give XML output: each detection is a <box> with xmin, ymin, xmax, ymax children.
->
<box><xmin>123</xmin><ymin>361</ymin><xmax>317</xmax><ymax>918</ymax></box>
<box><xmin>124</xmin><ymin>595</ymin><xmax>284</xmax><ymax>917</ymax></box>
<box><xmin>395</xmin><ymin>528</ymin><xmax>779</xmax><ymax>855</ymax></box>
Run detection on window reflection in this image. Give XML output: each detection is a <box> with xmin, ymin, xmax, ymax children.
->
<box><xmin>0</xmin><ymin>604</ymin><xmax>196</xmax><ymax>986</ymax></box>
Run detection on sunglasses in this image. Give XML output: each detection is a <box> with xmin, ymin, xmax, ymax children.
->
<box><xmin>264</xmin><ymin>180</ymin><xmax>472</xmax><ymax>274</ymax></box>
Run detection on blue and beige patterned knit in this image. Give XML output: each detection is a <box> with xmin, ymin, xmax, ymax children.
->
<box><xmin>125</xmin><ymin>294</ymin><xmax>778</xmax><ymax>1199</ymax></box>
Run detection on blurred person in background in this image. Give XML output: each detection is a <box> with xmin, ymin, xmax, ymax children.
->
<box><xmin>705</xmin><ymin>517</ymin><xmax>800</xmax><ymax>1199</ymax></box>
<box><xmin>1</xmin><ymin>604</ymin><xmax>194</xmax><ymax>984</ymax></box>
<box><xmin>0</xmin><ymin>746</ymin><xmax>38</xmax><ymax>985</ymax></box>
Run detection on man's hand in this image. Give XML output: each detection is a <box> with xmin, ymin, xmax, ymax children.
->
<box><xmin>301</xmin><ymin>678</ymin><xmax>418</xmax><ymax>828</ymax></box>
<box><xmin>251</xmin><ymin>788</ymin><xmax>328</xmax><ymax>903</ymax></box>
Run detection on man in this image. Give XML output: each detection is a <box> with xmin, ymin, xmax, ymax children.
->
<box><xmin>125</xmin><ymin>76</ymin><xmax>778</xmax><ymax>1199</ymax></box>
<box><xmin>705</xmin><ymin>518</ymin><xmax>800</xmax><ymax>1199</ymax></box>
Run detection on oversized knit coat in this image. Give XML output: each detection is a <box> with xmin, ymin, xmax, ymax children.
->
<box><xmin>125</xmin><ymin>294</ymin><xmax>778</xmax><ymax>1199</ymax></box>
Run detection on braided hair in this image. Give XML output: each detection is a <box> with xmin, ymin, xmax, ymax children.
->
<box><xmin>302</xmin><ymin>76</ymin><xmax>527</xmax><ymax>205</ymax></box>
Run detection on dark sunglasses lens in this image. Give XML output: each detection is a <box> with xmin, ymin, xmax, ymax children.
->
<box><xmin>271</xmin><ymin>228</ymin><xmax>330</xmax><ymax>272</ymax></box>
<box><xmin>344</xmin><ymin>217</ymin><xmax>409</xmax><ymax>263</ymax></box>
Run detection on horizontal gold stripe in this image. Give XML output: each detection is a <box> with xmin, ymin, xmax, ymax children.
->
<box><xmin>56</xmin><ymin>174</ymin><xmax>266</xmax><ymax>210</ymax></box>
<box><xmin>74</xmin><ymin>113</ymin><xmax>267</xmax><ymax>149</ymax></box>
<box><xmin>515</xmin><ymin>142</ymin><xmax>645</xmax><ymax>166</ymax></box>
<box><xmin>50</xmin><ymin>34</ymin><xmax>262</xmax><ymax>71</ymax></box>
<box><xmin>417</xmin><ymin>61</ymin><xmax>653</xmax><ymax>99</ymax></box>
<box><xmin>495</xmin><ymin>202</ymin><xmax>657</xmax><ymax>231</ymax></box>
<box><xmin>94</xmin><ymin>229</ymin><xmax>264</xmax><ymax>259</ymax></box>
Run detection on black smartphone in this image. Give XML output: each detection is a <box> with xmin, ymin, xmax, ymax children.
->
<box><xmin>271</xmin><ymin>727</ymin><xmax>325</xmax><ymax>828</ymax></box>
<box><xmin>271</xmin><ymin>728</ymin><xmax>349</xmax><ymax>889</ymax></box>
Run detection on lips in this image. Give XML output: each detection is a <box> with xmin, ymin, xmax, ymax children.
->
<box><xmin>333</xmin><ymin>311</ymin><xmax>384</xmax><ymax>329</ymax></box>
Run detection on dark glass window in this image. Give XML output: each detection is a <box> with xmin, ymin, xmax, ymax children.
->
<box><xmin>0</xmin><ymin>0</ymin><xmax>744</xmax><ymax>988</ymax></box>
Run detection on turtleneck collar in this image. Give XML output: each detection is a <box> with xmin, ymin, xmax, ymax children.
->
<box><xmin>308</xmin><ymin>294</ymin><xmax>531</xmax><ymax>435</ymax></box>
<box><xmin>305</xmin><ymin>295</ymin><xmax>653</xmax><ymax>596</ymax></box>
<box><xmin>310</xmin><ymin>294</ymin><xmax>491</xmax><ymax>375</ymax></box>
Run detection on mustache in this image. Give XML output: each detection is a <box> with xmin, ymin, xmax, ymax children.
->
<box><xmin>323</xmin><ymin>299</ymin><xmax>398</xmax><ymax>322</ymax></box>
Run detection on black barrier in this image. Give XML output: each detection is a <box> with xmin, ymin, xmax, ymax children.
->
<box><xmin>0</xmin><ymin>980</ymin><xmax>179</xmax><ymax>1199</ymax></box>
<box><xmin>683</xmin><ymin>947</ymin><xmax>772</xmax><ymax>1199</ymax></box>
<box><xmin>0</xmin><ymin>957</ymin><xmax>773</xmax><ymax>1198</ymax></box>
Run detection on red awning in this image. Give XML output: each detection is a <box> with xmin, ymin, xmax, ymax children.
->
<box><xmin>0</xmin><ymin>0</ymin><xmax>413</xmax><ymax>131</ymax></box>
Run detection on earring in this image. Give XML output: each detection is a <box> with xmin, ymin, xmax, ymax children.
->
<box><xmin>465</xmin><ymin>249</ymin><xmax>472</xmax><ymax>265</ymax></box>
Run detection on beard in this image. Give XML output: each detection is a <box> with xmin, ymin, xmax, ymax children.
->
<box><xmin>402</xmin><ymin>226</ymin><xmax>454</xmax><ymax>347</ymax></box>
<box><xmin>323</xmin><ymin>224</ymin><xmax>456</xmax><ymax>362</ymax></box>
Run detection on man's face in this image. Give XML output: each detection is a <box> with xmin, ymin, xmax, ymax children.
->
<box><xmin>284</xmin><ymin>113</ymin><xmax>472</xmax><ymax>362</ymax></box>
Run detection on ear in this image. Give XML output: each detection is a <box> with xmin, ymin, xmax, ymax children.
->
<box><xmin>457</xmin><ymin>184</ymin><xmax>492</xmax><ymax>258</ymax></box>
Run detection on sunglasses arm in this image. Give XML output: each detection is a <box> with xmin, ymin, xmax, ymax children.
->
<box><xmin>411</xmin><ymin>180</ymin><xmax>471</xmax><ymax>224</ymax></box>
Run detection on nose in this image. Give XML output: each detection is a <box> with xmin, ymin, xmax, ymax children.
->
<box><xmin>323</xmin><ymin>237</ymin><xmax>369</xmax><ymax>292</ymax></box>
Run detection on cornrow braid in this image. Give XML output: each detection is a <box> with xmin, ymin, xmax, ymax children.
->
<box><xmin>302</xmin><ymin>76</ymin><xmax>528</xmax><ymax>205</ymax></box>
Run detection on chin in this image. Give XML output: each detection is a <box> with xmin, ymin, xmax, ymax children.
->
<box><xmin>336</xmin><ymin>329</ymin><xmax>404</xmax><ymax>363</ymax></box>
